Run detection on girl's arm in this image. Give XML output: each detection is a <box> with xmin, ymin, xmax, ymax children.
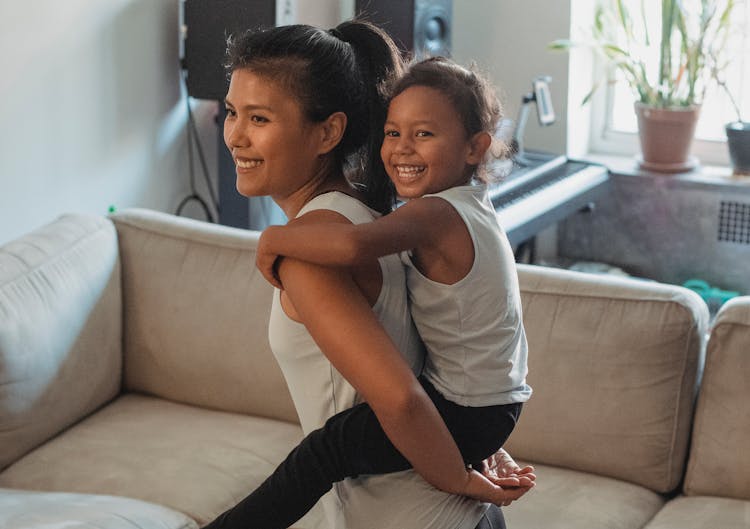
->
<box><xmin>275</xmin><ymin>248</ymin><xmax>509</xmax><ymax>504</ymax></box>
<box><xmin>257</xmin><ymin>197</ymin><xmax>453</xmax><ymax>288</ymax></box>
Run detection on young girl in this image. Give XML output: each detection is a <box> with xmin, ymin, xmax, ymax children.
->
<box><xmin>247</xmin><ymin>56</ymin><xmax>534</xmax><ymax>527</ymax></box>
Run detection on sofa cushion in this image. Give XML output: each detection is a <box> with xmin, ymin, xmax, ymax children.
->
<box><xmin>0</xmin><ymin>488</ymin><xmax>197</xmax><ymax>529</ymax></box>
<box><xmin>641</xmin><ymin>495</ymin><xmax>750</xmax><ymax>529</ymax></box>
<box><xmin>507</xmin><ymin>265</ymin><xmax>708</xmax><ymax>493</ymax></box>
<box><xmin>502</xmin><ymin>461</ymin><xmax>665</xmax><ymax>529</ymax></box>
<box><xmin>0</xmin><ymin>213</ymin><xmax>122</xmax><ymax>471</ymax></box>
<box><xmin>111</xmin><ymin>209</ymin><xmax>298</xmax><ymax>424</ymax></box>
<box><xmin>0</xmin><ymin>393</ymin><xmax>324</xmax><ymax>526</ymax></box>
<box><xmin>684</xmin><ymin>296</ymin><xmax>750</xmax><ymax>500</ymax></box>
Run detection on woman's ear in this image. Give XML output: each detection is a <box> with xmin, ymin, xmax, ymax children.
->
<box><xmin>317</xmin><ymin>112</ymin><xmax>347</xmax><ymax>155</ymax></box>
<box><xmin>466</xmin><ymin>131</ymin><xmax>492</xmax><ymax>164</ymax></box>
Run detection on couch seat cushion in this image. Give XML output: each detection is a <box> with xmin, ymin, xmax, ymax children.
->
<box><xmin>0</xmin><ymin>393</ymin><xmax>322</xmax><ymax>527</ymax></box>
<box><xmin>642</xmin><ymin>495</ymin><xmax>750</xmax><ymax>529</ymax></box>
<box><xmin>0</xmin><ymin>488</ymin><xmax>196</xmax><ymax>529</ymax></box>
<box><xmin>503</xmin><ymin>462</ymin><xmax>665</xmax><ymax>529</ymax></box>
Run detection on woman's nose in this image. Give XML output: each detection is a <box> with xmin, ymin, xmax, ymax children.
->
<box><xmin>225</xmin><ymin>120</ymin><xmax>249</xmax><ymax>148</ymax></box>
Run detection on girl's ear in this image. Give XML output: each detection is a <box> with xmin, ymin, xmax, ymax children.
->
<box><xmin>466</xmin><ymin>131</ymin><xmax>492</xmax><ymax>165</ymax></box>
<box><xmin>317</xmin><ymin>112</ymin><xmax>347</xmax><ymax>155</ymax></box>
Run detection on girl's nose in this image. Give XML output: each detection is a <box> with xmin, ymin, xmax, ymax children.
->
<box><xmin>394</xmin><ymin>136</ymin><xmax>413</xmax><ymax>153</ymax></box>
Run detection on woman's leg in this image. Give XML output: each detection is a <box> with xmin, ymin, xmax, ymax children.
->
<box><xmin>474</xmin><ymin>505</ymin><xmax>507</xmax><ymax>529</ymax></box>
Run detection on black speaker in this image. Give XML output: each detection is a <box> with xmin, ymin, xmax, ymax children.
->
<box><xmin>355</xmin><ymin>0</ymin><xmax>452</xmax><ymax>59</ymax></box>
<box><xmin>182</xmin><ymin>0</ymin><xmax>276</xmax><ymax>100</ymax></box>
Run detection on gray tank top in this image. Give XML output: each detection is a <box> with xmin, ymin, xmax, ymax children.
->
<box><xmin>404</xmin><ymin>185</ymin><xmax>532</xmax><ymax>406</ymax></box>
<box><xmin>268</xmin><ymin>192</ymin><xmax>487</xmax><ymax>529</ymax></box>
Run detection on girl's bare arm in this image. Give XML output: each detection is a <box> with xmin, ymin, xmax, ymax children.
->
<box><xmin>257</xmin><ymin>197</ymin><xmax>453</xmax><ymax>287</ymax></box>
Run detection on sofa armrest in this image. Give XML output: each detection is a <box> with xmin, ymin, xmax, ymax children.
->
<box><xmin>110</xmin><ymin>208</ymin><xmax>298</xmax><ymax>424</ymax></box>
<box><xmin>684</xmin><ymin>296</ymin><xmax>750</xmax><ymax>500</ymax></box>
<box><xmin>506</xmin><ymin>264</ymin><xmax>709</xmax><ymax>493</ymax></box>
<box><xmin>0</xmin><ymin>214</ymin><xmax>122</xmax><ymax>470</ymax></box>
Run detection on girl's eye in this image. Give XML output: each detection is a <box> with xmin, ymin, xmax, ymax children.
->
<box><xmin>416</xmin><ymin>130</ymin><xmax>433</xmax><ymax>137</ymax></box>
<box><xmin>384</xmin><ymin>130</ymin><xmax>400</xmax><ymax>137</ymax></box>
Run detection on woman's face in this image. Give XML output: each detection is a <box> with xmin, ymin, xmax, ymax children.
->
<box><xmin>223</xmin><ymin>69</ymin><xmax>325</xmax><ymax>206</ymax></box>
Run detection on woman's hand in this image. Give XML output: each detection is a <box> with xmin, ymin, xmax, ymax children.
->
<box><xmin>256</xmin><ymin>226</ymin><xmax>284</xmax><ymax>289</ymax></box>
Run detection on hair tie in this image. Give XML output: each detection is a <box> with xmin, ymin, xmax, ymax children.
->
<box><xmin>328</xmin><ymin>27</ymin><xmax>345</xmax><ymax>42</ymax></box>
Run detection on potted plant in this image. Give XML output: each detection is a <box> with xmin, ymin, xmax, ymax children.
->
<box><xmin>550</xmin><ymin>0</ymin><xmax>736</xmax><ymax>173</ymax></box>
<box><xmin>717</xmin><ymin>76</ymin><xmax>750</xmax><ymax>176</ymax></box>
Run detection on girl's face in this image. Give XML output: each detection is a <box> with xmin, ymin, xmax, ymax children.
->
<box><xmin>223</xmin><ymin>69</ymin><xmax>327</xmax><ymax>210</ymax></box>
<box><xmin>381</xmin><ymin>85</ymin><xmax>485</xmax><ymax>199</ymax></box>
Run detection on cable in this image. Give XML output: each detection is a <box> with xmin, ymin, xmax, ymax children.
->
<box><xmin>175</xmin><ymin>68</ymin><xmax>220</xmax><ymax>222</ymax></box>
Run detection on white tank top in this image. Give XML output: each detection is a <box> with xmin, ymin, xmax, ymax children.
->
<box><xmin>403</xmin><ymin>185</ymin><xmax>532</xmax><ymax>407</ymax></box>
<box><xmin>268</xmin><ymin>192</ymin><xmax>487</xmax><ymax>529</ymax></box>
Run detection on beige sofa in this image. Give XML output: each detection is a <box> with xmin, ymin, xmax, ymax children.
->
<box><xmin>0</xmin><ymin>208</ymin><xmax>747</xmax><ymax>528</ymax></box>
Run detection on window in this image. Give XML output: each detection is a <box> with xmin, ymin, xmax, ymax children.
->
<box><xmin>586</xmin><ymin>0</ymin><xmax>749</xmax><ymax>165</ymax></box>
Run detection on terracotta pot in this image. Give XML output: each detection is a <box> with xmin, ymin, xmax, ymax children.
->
<box><xmin>634</xmin><ymin>102</ymin><xmax>700</xmax><ymax>173</ymax></box>
<box><xmin>725</xmin><ymin>121</ymin><xmax>750</xmax><ymax>176</ymax></box>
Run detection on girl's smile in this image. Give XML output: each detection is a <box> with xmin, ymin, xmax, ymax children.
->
<box><xmin>381</xmin><ymin>85</ymin><xmax>484</xmax><ymax>199</ymax></box>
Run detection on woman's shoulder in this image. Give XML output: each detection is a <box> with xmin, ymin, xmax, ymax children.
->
<box><xmin>298</xmin><ymin>191</ymin><xmax>380</xmax><ymax>225</ymax></box>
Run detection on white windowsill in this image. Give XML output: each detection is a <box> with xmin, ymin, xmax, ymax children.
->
<box><xmin>577</xmin><ymin>153</ymin><xmax>750</xmax><ymax>189</ymax></box>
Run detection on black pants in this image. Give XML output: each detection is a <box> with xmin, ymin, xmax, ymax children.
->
<box><xmin>203</xmin><ymin>377</ymin><xmax>521</xmax><ymax>529</ymax></box>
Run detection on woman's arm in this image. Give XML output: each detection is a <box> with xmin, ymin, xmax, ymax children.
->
<box><xmin>275</xmin><ymin>252</ymin><xmax>509</xmax><ymax>502</ymax></box>
<box><xmin>257</xmin><ymin>197</ymin><xmax>453</xmax><ymax>288</ymax></box>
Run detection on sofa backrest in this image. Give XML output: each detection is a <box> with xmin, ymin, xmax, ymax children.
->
<box><xmin>0</xmin><ymin>214</ymin><xmax>122</xmax><ymax>470</ymax></box>
<box><xmin>111</xmin><ymin>209</ymin><xmax>299</xmax><ymax>424</ymax></box>
<box><xmin>505</xmin><ymin>264</ymin><xmax>709</xmax><ymax>493</ymax></box>
<box><xmin>684</xmin><ymin>296</ymin><xmax>750</xmax><ymax>500</ymax></box>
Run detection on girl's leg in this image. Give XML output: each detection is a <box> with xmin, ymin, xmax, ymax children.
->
<box><xmin>202</xmin><ymin>401</ymin><xmax>410</xmax><ymax>529</ymax></box>
<box><xmin>203</xmin><ymin>380</ymin><xmax>521</xmax><ymax>529</ymax></box>
<box><xmin>419</xmin><ymin>377</ymin><xmax>522</xmax><ymax>471</ymax></box>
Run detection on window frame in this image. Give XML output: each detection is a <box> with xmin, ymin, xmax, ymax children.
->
<box><xmin>581</xmin><ymin>0</ymin><xmax>749</xmax><ymax>167</ymax></box>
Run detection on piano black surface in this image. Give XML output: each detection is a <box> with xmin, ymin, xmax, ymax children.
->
<box><xmin>487</xmin><ymin>151</ymin><xmax>610</xmax><ymax>247</ymax></box>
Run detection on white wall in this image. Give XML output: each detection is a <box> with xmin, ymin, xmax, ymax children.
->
<box><xmin>452</xmin><ymin>0</ymin><xmax>571</xmax><ymax>155</ymax></box>
<box><xmin>0</xmin><ymin>0</ymin><xmax>221</xmax><ymax>245</ymax></box>
<box><xmin>0</xmin><ymin>0</ymin><xmax>573</xmax><ymax>245</ymax></box>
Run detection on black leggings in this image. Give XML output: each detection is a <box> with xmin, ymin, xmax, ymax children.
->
<box><xmin>203</xmin><ymin>377</ymin><xmax>521</xmax><ymax>529</ymax></box>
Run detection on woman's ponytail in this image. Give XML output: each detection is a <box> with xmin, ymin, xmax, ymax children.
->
<box><xmin>333</xmin><ymin>20</ymin><xmax>404</xmax><ymax>215</ymax></box>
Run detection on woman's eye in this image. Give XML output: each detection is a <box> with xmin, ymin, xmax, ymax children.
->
<box><xmin>384</xmin><ymin>130</ymin><xmax>399</xmax><ymax>137</ymax></box>
<box><xmin>251</xmin><ymin>115</ymin><xmax>268</xmax><ymax>123</ymax></box>
<box><xmin>416</xmin><ymin>130</ymin><xmax>433</xmax><ymax>137</ymax></box>
<box><xmin>224</xmin><ymin>107</ymin><xmax>237</xmax><ymax>118</ymax></box>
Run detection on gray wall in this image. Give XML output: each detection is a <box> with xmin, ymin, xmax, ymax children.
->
<box><xmin>0</xmin><ymin>0</ymin><xmax>572</xmax><ymax>245</ymax></box>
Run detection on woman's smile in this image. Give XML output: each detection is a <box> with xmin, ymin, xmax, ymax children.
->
<box><xmin>234</xmin><ymin>157</ymin><xmax>264</xmax><ymax>170</ymax></box>
<box><xmin>223</xmin><ymin>69</ymin><xmax>323</xmax><ymax>208</ymax></box>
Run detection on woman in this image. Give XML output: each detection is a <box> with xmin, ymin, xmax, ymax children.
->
<box><xmin>210</xmin><ymin>20</ymin><xmax>533</xmax><ymax>529</ymax></box>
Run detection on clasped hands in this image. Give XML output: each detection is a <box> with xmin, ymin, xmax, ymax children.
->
<box><xmin>463</xmin><ymin>448</ymin><xmax>535</xmax><ymax>507</ymax></box>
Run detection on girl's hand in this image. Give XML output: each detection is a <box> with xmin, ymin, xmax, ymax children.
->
<box><xmin>461</xmin><ymin>469</ymin><xmax>534</xmax><ymax>507</ymax></box>
<box><xmin>257</xmin><ymin>227</ymin><xmax>284</xmax><ymax>289</ymax></box>
<box><xmin>478</xmin><ymin>448</ymin><xmax>536</xmax><ymax>506</ymax></box>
